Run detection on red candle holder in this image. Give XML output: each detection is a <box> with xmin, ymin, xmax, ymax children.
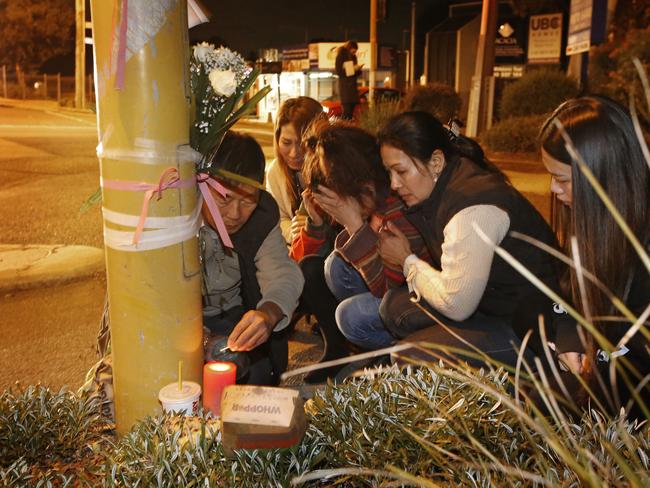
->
<box><xmin>203</xmin><ymin>361</ymin><xmax>237</xmax><ymax>416</ymax></box>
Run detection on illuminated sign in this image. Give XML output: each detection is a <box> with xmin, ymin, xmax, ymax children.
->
<box><xmin>528</xmin><ymin>13</ymin><xmax>563</xmax><ymax>64</ymax></box>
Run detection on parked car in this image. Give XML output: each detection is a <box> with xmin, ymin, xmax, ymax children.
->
<box><xmin>321</xmin><ymin>87</ymin><xmax>402</xmax><ymax>119</ymax></box>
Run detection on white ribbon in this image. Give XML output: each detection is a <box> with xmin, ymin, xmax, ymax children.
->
<box><xmin>102</xmin><ymin>195</ymin><xmax>203</xmax><ymax>252</ymax></box>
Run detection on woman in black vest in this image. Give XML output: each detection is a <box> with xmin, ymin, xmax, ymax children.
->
<box><xmin>533</xmin><ymin>96</ymin><xmax>649</xmax><ymax>417</ymax></box>
<box><xmin>376</xmin><ymin>111</ymin><xmax>557</xmax><ymax>368</ymax></box>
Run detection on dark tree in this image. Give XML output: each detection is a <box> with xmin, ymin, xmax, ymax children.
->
<box><xmin>0</xmin><ymin>0</ymin><xmax>75</xmax><ymax>70</ymax></box>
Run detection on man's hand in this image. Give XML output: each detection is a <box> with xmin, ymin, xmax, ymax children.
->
<box><xmin>378</xmin><ymin>221</ymin><xmax>411</xmax><ymax>267</ymax></box>
<box><xmin>227</xmin><ymin>302</ymin><xmax>283</xmax><ymax>352</ymax></box>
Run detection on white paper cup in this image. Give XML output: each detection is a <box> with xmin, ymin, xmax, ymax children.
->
<box><xmin>159</xmin><ymin>381</ymin><xmax>201</xmax><ymax>416</ymax></box>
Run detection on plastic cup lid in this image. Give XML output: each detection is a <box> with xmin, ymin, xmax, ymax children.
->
<box><xmin>159</xmin><ymin>381</ymin><xmax>201</xmax><ymax>404</ymax></box>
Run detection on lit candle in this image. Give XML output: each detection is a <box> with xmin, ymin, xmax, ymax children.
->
<box><xmin>203</xmin><ymin>361</ymin><xmax>237</xmax><ymax>416</ymax></box>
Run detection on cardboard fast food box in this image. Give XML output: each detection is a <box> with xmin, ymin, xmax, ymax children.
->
<box><xmin>220</xmin><ymin>385</ymin><xmax>306</xmax><ymax>452</ymax></box>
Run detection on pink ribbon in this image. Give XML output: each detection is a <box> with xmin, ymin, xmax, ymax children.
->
<box><xmin>102</xmin><ymin>167</ymin><xmax>233</xmax><ymax>248</ymax></box>
<box><xmin>197</xmin><ymin>173</ymin><xmax>233</xmax><ymax>248</ymax></box>
<box><xmin>115</xmin><ymin>0</ymin><xmax>128</xmax><ymax>90</ymax></box>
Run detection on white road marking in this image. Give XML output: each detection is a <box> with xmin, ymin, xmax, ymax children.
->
<box><xmin>44</xmin><ymin>110</ymin><xmax>96</xmax><ymax>126</ymax></box>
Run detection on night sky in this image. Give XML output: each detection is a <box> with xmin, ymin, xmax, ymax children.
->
<box><xmin>190</xmin><ymin>0</ymin><xmax>449</xmax><ymax>60</ymax></box>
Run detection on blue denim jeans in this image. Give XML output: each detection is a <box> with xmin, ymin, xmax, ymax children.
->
<box><xmin>324</xmin><ymin>253</ymin><xmax>395</xmax><ymax>350</ymax></box>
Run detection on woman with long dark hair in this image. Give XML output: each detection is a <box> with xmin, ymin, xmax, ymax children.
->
<box><xmin>296</xmin><ymin>119</ymin><xmax>430</xmax><ymax>381</ymax></box>
<box><xmin>375</xmin><ymin>111</ymin><xmax>558</xmax><ymax>367</ymax></box>
<box><xmin>266</xmin><ymin>96</ymin><xmax>325</xmax><ymax>243</ymax></box>
<box><xmin>537</xmin><ymin>96</ymin><xmax>649</xmax><ymax>416</ymax></box>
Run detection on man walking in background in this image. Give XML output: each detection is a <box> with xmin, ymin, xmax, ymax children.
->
<box><xmin>335</xmin><ymin>41</ymin><xmax>363</xmax><ymax>120</ymax></box>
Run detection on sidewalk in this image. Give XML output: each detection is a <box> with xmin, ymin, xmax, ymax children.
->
<box><xmin>0</xmin><ymin>245</ymin><xmax>105</xmax><ymax>293</ymax></box>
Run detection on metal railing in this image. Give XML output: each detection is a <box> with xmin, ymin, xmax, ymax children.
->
<box><xmin>1</xmin><ymin>65</ymin><xmax>95</xmax><ymax>106</ymax></box>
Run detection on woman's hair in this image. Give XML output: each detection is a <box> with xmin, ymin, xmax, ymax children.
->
<box><xmin>302</xmin><ymin>119</ymin><xmax>388</xmax><ymax>211</ymax></box>
<box><xmin>343</xmin><ymin>40</ymin><xmax>358</xmax><ymax>51</ymax></box>
<box><xmin>540</xmin><ymin>96</ymin><xmax>649</xmax><ymax>342</ymax></box>
<box><xmin>377</xmin><ymin>111</ymin><xmax>504</xmax><ymax>178</ymax></box>
<box><xmin>274</xmin><ymin>97</ymin><xmax>325</xmax><ymax>211</ymax></box>
<box><xmin>207</xmin><ymin>130</ymin><xmax>265</xmax><ymax>184</ymax></box>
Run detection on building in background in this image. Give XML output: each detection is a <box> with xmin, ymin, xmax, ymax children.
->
<box><xmin>255</xmin><ymin>41</ymin><xmax>397</xmax><ymax>122</ymax></box>
<box><xmin>423</xmin><ymin>1</ymin><xmax>566</xmax><ymax>122</ymax></box>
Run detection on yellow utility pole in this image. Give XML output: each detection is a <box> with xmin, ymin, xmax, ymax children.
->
<box><xmin>90</xmin><ymin>0</ymin><xmax>203</xmax><ymax>434</ymax></box>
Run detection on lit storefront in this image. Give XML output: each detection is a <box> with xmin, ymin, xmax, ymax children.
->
<box><xmin>255</xmin><ymin>42</ymin><xmax>394</xmax><ymax>122</ymax></box>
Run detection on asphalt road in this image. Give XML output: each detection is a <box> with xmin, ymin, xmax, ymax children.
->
<box><xmin>0</xmin><ymin>104</ymin><xmax>104</xmax><ymax>392</ymax></box>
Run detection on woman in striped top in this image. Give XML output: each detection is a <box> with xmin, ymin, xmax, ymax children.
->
<box><xmin>298</xmin><ymin>119</ymin><xmax>431</xmax><ymax>353</ymax></box>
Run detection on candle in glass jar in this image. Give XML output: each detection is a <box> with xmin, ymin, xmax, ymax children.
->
<box><xmin>203</xmin><ymin>361</ymin><xmax>237</xmax><ymax>416</ymax></box>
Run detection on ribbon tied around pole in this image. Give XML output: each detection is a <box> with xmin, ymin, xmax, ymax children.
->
<box><xmin>101</xmin><ymin>167</ymin><xmax>233</xmax><ymax>249</ymax></box>
<box><xmin>197</xmin><ymin>173</ymin><xmax>233</xmax><ymax>248</ymax></box>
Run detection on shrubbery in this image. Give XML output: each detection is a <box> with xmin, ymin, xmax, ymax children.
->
<box><xmin>499</xmin><ymin>69</ymin><xmax>579</xmax><ymax>119</ymax></box>
<box><xmin>358</xmin><ymin>100</ymin><xmax>400</xmax><ymax>135</ymax></box>
<box><xmin>590</xmin><ymin>27</ymin><xmax>650</xmax><ymax>126</ymax></box>
<box><xmin>401</xmin><ymin>82</ymin><xmax>462</xmax><ymax>123</ymax></box>
<box><xmin>482</xmin><ymin>114</ymin><xmax>548</xmax><ymax>153</ymax></box>
<box><xmin>1</xmin><ymin>368</ymin><xmax>648</xmax><ymax>486</ymax></box>
<box><xmin>483</xmin><ymin>70</ymin><xmax>578</xmax><ymax>153</ymax></box>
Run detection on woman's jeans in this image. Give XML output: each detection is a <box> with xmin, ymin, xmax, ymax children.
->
<box><xmin>324</xmin><ymin>253</ymin><xmax>395</xmax><ymax>350</ymax></box>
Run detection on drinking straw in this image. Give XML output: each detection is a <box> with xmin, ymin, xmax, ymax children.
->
<box><xmin>178</xmin><ymin>360</ymin><xmax>183</xmax><ymax>391</ymax></box>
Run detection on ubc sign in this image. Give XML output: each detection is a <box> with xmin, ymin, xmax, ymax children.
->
<box><xmin>531</xmin><ymin>15</ymin><xmax>561</xmax><ymax>30</ymax></box>
<box><xmin>528</xmin><ymin>13</ymin><xmax>563</xmax><ymax>64</ymax></box>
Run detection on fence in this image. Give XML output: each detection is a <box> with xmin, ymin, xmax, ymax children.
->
<box><xmin>1</xmin><ymin>65</ymin><xmax>95</xmax><ymax>106</ymax></box>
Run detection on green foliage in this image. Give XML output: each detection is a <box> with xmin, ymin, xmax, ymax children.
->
<box><xmin>1</xmin><ymin>368</ymin><xmax>648</xmax><ymax>486</ymax></box>
<box><xmin>402</xmin><ymin>82</ymin><xmax>462</xmax><ymax>123</ymax></box>
<box><xmin>0</xmin><ymin>385</ymin><xmax>110</xmax><ymax>486</ymax></box>
<box><xmin>500</xmin><ymin>70</ymin><xmax>579</xmax><ymax>119</ymax></box>
<box><xmin>482</xmin><ymin>114</ymin><xmax>548</xmax><ymax>153</ymax></box>
<box><xmin>0</xmin><ymin>385</ymin><xmax>109</xmax><ymax>467</ymax></box>
<box><xmin>105</xmin><ymin>412</ymin><xmax>324</xmax><ymax>486</ymax></box>
<box><xmin>590</xmin><ymin>27</ymin><xmax>650</xmax><ymax>125</ymax></box>
<box><xmin>358</xmin><ymin>100</ymin><xmax>401</xmax><ymax>135</ymax></box>
<box><xmin>0</xmin><ymin>0</ymin><xmax>74</xmax><ymax>70</ymax></box>
<box><xmin>105</xmin><ymin>414</ymin><xmax>226</xmax><ymax>486</ymax></box>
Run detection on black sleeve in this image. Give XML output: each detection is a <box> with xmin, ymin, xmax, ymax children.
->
<box><xmin>334</xmin><ymin>49</ymin><xmax>346</xmax><ymax>77</ymax></box>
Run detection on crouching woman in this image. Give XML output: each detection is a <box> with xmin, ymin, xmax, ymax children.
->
<box><xmin>200</xmin><ymin>131</ymin><xmax>304</xmax><ymax>385</ymax></box>
<box><xmin>377</xmin><ymin>111</ymin><xmax>558</xmax><ymax>368</ymax></box>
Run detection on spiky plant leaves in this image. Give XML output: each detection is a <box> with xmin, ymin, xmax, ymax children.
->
<box><xmin>1</xmin><ymin>369</ymin><xmax>648</xmax><ymax>486</ymax></box>
<box><xmin>0</xmin><ymin>385</ymin><xmax>111</xmax><ymax>486</ymax></box>
<box><xmin>0</xmin><ymin>385</ymin><xmax>110</xmax><ymax>467</ymax></box>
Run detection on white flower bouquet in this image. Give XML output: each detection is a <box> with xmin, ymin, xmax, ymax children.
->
<box><xmin>190</xmin><ymin>42</ymin><xmax>271</xmax><ymax>169</ymax></box>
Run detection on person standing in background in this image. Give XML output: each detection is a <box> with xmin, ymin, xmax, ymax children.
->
<box><xmin>335</xmin><ymin>41</ymin><xmax>363</xmax><ymax>120</ymax></box>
